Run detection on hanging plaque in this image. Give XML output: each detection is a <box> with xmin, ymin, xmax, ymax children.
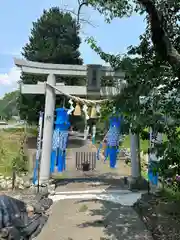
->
<box><xmin>87</xmin><ymin>64</ymin><xmax>101</xmax><ymax>95</ymax></box>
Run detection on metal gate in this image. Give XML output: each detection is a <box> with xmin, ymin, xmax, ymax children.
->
<box><xmin>75</xmin><ymin>149</ymin><xmax>96</xmax><ymax>171</ymax></box>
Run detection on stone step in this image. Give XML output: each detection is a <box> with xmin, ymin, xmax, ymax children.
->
<box><xmin>49</xmin><ymin>190</ymin><xmax>145</xmax><ymax>206</ymax></box>
<box><xmin>53</xmin><ymin>189</ymin><xmax>131</xmax><ymax>195</ymax></box>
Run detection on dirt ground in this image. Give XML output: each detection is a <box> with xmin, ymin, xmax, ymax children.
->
<box><xmin>134</xmin><ymin>193</ymin><xmax>180</xmax><ymax>240</ymax></box>
<box><xmin>37</xmin><ymin>199</ymin><xmax>152</xmax><ymax>240</ymax></box>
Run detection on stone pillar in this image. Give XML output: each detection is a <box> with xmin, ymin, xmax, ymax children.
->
<box><xmin>39</xmin><ymin>74</ymin><xmax>56</xmax><ymax>183</ymax></box>
<box><xmin>129</xmin><ymin>131</ymin><xmax>148</xmax><ymax>190</ymax></box>
<box><xmin>130</xmin><ymin>132</ymin><xmax>141</xmax><ymax>178</ymax></box>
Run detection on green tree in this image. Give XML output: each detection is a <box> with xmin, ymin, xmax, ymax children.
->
<box><xmin>19</xmin><ymin>7</ymin><xmax>84</xmax><ymax>123</ymax></box>
<box><xmin>86</xmin><ymin>0</ymin><xmax>180</xmax><ymax>73</ymax></box>
<box><xmin>81</xmin><ymin>0</ymin><xmax>180</xmax><ymax>179</ymax></box>
<box><xmin>0</xmin><ymin>91</ymin><xmax>19</xmax><ymax>120</ymax></box>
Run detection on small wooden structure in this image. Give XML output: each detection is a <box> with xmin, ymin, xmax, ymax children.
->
<box><xmin>75</xmin><ymin>146</ymin><xmax>96</xmax><ymax>171</ymax></box>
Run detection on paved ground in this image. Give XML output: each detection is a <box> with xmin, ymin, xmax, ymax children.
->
<box><xmin>37</xmin><ymin>199</ymin><xmax>153</xmax><ymax>240</ymax></box>
<box><xmin>37</xmin><ymin>140</ymin><xmax>151</xmax><ymax>240</ymax></box>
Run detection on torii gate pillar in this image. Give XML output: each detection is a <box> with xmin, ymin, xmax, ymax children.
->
<box><xmin>40</xmin><ymin>74</ymin><xmax>56</xmax><ymax>183</ymax></box>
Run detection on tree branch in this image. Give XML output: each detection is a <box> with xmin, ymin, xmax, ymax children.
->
<box><xmin>77</xmin><ymin>0</ymin><xmax>88</xmax><ymax>24</ymax></box>
<box><xmin>138</xmin><ymin>0</ymin><xmax>180</xmax><ymax>70</ymax></box>
<box><xmin>59</xmin><ymin>4</ymin><xmax>96</xmax><ymax>28</ymax></box>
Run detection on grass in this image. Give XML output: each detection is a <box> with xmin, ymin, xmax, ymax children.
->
<box><xmin>7</xmin><ymin>119</ymin><xmax>17</xmax><ymax>124</ymax></box>
<box><xmin>122</xmin><ymin>133</ymin><xmax>167</xmax><ymax>153</ymax></box>
<box><xmin>141</xmin><ymin>169</ymin><xmax>148</xmax><ymax>180</ymax></box>
<box><xmin>121</xmin><ymin>135</ymin><xmax>149</xmax><ymax>153</ymax></box>
<box><xmin>3</xmin><ymin>126</ymin><xmax>37</xmax><ymax>136</ymax></box>
<box><xmin>0</xmin><ymin>128</ymin><xmax>29</xmax><ymax>176</ymax></box>
<box><xmin>160</xmin><ymin>187</ymin><xmax>180</xmax><ymax>201</ymax></box>
<box><xmin>96</xmin><ymin>134</ymin><xmax>149</xmax><ymax>153</ymax></box>
<box><xmin>0</xmin><ymin>130</ymin><xmax>20</xmax><ymax>176</ymax></box>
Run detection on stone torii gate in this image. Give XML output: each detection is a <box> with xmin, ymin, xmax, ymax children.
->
<box><xmin>14</xmin><ymin>58</ymin><xmax>141</xmax><ymax>185</ymax></box>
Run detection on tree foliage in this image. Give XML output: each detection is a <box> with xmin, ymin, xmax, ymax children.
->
<box><xmin>79</xmin><ymin>0</ymin><xmax>180</xmax><ymax>179</ymax></box>
<box><xmin>87</xmin><ymin>0</ymin><xmax>180</xmax><ymax>71</ymax></box>
<box><xmin>0</xmin><ymin>91</ymin><xmax>19</xmax><ymax>120</ymax></box>
<box><xmin>19</xmin><ymin>7</ymin><xmax>84</xmax><ymax>123</ymax></box>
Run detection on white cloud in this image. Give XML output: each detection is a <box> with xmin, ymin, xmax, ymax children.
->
<box><xmin>0</xmin><ymin>67</ymin><xmax>21</xmax><ymax>86</ymax></box>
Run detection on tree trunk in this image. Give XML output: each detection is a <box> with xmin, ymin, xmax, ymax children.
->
<box><xmin>138</xmin><ymin>0</ymin><xmax>180</xmax><ymax>71</ymax></box>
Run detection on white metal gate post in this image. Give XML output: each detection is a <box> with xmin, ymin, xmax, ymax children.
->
<box><xmin>39</xmin><ymin>74</ymin><xmax>56</xmax><ymax>183</ymax></box>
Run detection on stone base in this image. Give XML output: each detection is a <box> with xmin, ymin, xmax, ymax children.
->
<box><xmin>128</xmin><ymin>177</ymin><xmax>149</xmax><ymax>191</ymax></box>
<box><xmin>149</xmin><ymin>182</ymin><xmax>162</xmax><ymax>195</ymax></box>
<box><xmin>31</xmin><ymin>182</ymin><xmax>55</xmax><ymax>195</ymax></box>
